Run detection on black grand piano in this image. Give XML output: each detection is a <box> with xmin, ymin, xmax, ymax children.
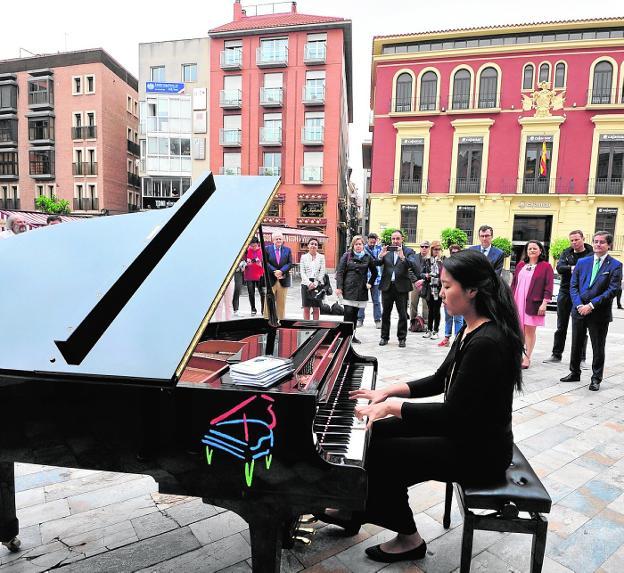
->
<box><xmin>0</xmin><ymin>173</ymin><xmax>376</xmax><ymax>572</ymax></box>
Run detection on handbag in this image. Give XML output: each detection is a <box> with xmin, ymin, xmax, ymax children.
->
<box><xmin>322</xmin><ymin>273</ymin><xmax>333</xmax><ymax>296</ymax></box>
<box><xmin>330</xmin><ymin>301</ymin><xmax>344</xmax><ymax>316</ymax></box>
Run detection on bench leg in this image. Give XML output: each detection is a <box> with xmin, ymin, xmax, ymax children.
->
<box><xmin>530</xmin><ymin>514</ymin><xmax>548</xmax><ymax>573</ymax></box>
<box><xmin>443</xmin><ymin>482</ymin><xmax>453</xmax><ymax>529</ymax></box>
<box><xmin>0</xmin><ymin>462</ymin><xmax>20</xmax><ymax>552</ymax></box>
<box><xmin>459</xmin><ymin>512</ymin><xmax>475</xmax><ymax>573</ymax></box>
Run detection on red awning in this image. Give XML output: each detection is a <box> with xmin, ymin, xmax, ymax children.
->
<box><xmin>0</xmin><ymin>210</ymin><xmax>91</xmax><ymax>230</ymax></box>
<box><xmin>261</xmin><ymin>225</ymin><xmax>328</xmax><ymax>244</ymax></box>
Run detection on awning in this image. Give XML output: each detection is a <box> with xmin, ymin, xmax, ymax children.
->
<box><xmin>0</xmin><ymin>210</ymin><xmax>91</xmax><ymax>230</ymax></box>
<box><xmin>261</xmin><ymin>225</ymin><xmax>328</xmax><ymax>244</ymax></box>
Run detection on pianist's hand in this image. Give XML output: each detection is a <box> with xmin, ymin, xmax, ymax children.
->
<box><xmin>349</xmin><ymin>388</ymin><xmax>388</xmax><ymax>404</ymax></box>
<box><xmin>355</xmin><ymin>402</ymin><xmax>395</xmax><ymax>429</ymax></box>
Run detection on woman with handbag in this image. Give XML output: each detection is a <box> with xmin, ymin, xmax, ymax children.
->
<box><xmin>419</xmin><ymin>240</ymin><xmax>444</xmax><ymax>339</ymax></box>
<box><xmin>335</xmin><ymin>235</ymin><xmax>378</xmax><ymax>343</ymax></box>
<box><xmin>314</xmin><ymin>250</ymin><xmax>524</xmax><ymax>563</ymax></box>
<box><xmin>511</xmin><ymin>240</ymin><xmax>554</xmax><ymax>369</ymax></box>
<box><xmin>299</xmin><ymin>238</ymin><xmax>326</xmax><ymax>320</ymax></box>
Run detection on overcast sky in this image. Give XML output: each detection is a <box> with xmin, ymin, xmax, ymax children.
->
<box><xmin>2</xmin><ymin>1</ymin><xmax>623</xmax><ymax>188</ymax></box>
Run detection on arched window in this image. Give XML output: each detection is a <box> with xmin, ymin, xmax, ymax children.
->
<box><xmin>395</xmin><ymin>73</ymin><xmax>412</xmax><ymax>112</ymax></box>
<box><xmin>478</xmin><ymin>67</ymin><xmax>498</xmax><ymax>108</ymax></box>
<box><xmin>554</xmin><ymin>63</ymin><xmax>566</xmax><ymax>89</ymax></box>
<box><xmin>592</xmin><ymin>61</ymin><xmax>613</xmax><ymax>104</ymax></box>
<box><xmin>522</xmin><ymin>64</ymin><xmax>534</xmax><ymax>90</ymax></box>
<box><xmin>452</xmin><ymin>69</ymin><xmax>471</xmax><ymax>109</ymax></box>
<box><xmin>538</xmin><ymin>63</ymin><xmax>550</xmax><ymax>84</ymax></box>
<box><xmin>419</xmin><ymin>71</ymin><xmax>438</xmax><ymax>111</ymax></box>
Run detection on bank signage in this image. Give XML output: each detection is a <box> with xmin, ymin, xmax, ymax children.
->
<box><xmin>402</xmin><ymin>138</ymin><xmax>424</xmax><ymax>145</ymax></box>
<box><xmin>146</xmin><ymin>82</ymin><xmax>185</xmax><ymax>94</ymax></box>
<box><xmin>599</xmin><ymin>134</ymin><xmax>624</xmax><ymax>141</ymax></box>
<box><xmin>527</xmin><ymin>135</ymin><xmax>553</xmax><ymax>143</ymax></box>
<box><xmin>518</xmin><ymin>201</ymin><xmax>552</xmax><ymax>209</ymax></box>
<box><xmin>459</xmin><ymin>136</ymin><xmax>483</xmax><ymax>144</ymax></box>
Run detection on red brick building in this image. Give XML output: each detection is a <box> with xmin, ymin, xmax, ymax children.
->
<box><xmin>0</xmin><ymin>49</ymin><xmax>140</xmax><ymax>215</ymax></box>
<box><xmin>208</xmin><ymin>1</ymin><xmax>352</xmax><ymax>267</ymax></box>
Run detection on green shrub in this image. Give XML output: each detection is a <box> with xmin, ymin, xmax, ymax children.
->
<box><xmin>440</xmin><ymin>228</ymin><xmax>468</xmax><ymax>249</ymax></box>
<box><xmin>550</xmin><ymin>237</ymin><xmax>570</xmax><ymax>260</ymax></box>
<box><xmin>491</xmin><ymin>237</ymin><xmax>512</xmax><ymax>257</ymax></box>
<box><xmin>380</xmin><ymin>228</ymin><xmax>404</xmax><ymax>245</ymax></box>
<box><xmin>35</xmin><ymin>195</ymin><xmax>71</xmax><ymax>215</ymax></box>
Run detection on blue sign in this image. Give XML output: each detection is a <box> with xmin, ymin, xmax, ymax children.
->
<box><xmin>146</xmin><ymin>82</ymin><xmax>185</xmax><ymax>94</ymax></box>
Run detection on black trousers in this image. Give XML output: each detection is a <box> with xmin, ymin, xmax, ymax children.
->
<box><xmin>343</xmin><ymin>305</ymin><xmax>359</xmax><ymax>333</ymax></box>
<box><xmin>570</xmin><ymin>317</ymin><xmax>609</xmax><ymax>382</ymax></box>
<box><xmin>426</xmin><ymin>297</ymin><xmax>442</xmax><ymax>332</ymax></box>
<box><xmin>246</xmin><ymin>281</ymin><xmax>266</xmax><ymax>313</ymax></box>
<box><xmin>617</xmin><ymin>288</ymin><xmax>622</xmax><ymax>308</ymax></box>
<box><xmin>232</xmin><ymin>272</ymin><xmax>244</xmax><ymax>312</ymax></box>
<box><xmin>381</xmin><ymin>284</ymin><xmax>409</xmax><ymax>341</ymax></box>
<box><xmin>552</xmin><ymin>290</ymin><xmax>586</xmax><ymax>360</ymax></box>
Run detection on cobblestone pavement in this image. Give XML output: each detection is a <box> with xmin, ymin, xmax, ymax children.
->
<box><xmin>2</xmin><ymin>278</ymin><xmax>624</xmax><ymax>572</ymax></box>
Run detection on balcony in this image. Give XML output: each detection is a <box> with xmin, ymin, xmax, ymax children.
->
<box><xmin>219</xmin><ymin>166</ymin><xmax>241</xmax><ymax>175</ymax></box>
<box><xmin>259</xmin><ymin>87</ymin><xmax>283</xmax><ymax>107</ymax></box>
<box><xmin>590</xmin><ymin>177</ymin><xmax>624</xmax><ymax>195</ymax></box>
<box><xmin>297</xmin><ymin>217</ymin><xmax>327</xmax><ymax>226</ymax></box>
<box><xmin>219</xmin><ymin>128</ymin><xmax>242</xmax><ymax>147</ymax></box>
<box><xmin>256</xmin><ymin>46</ymin><xmax>288</xmax><ymax>67</ymax></box>
<box><xmin>304</xmin><ymin>42</ymin><xmax>327</xmax><ymax>65</ymax></box>
<box><xmin>259</xmin><ymin>126</ymin><xmax>282</xmax><ymax>146</ymax></box>
<box><xmin>220</xmin><ymin>49</ymin><xmax>242</xmax><ymax>70</ymax></box>
<box><xmin>301</xmin><ymin>126</ymin><xmax>324</xmax><ymax>145</ymax></box>
<box><xmin>587</xmin><ymin>88</ymin><xmax>623</xmax><ymax>106</ymax></box>
<box><xmin>72</xmin><ymin>162</ymin><xmax>98</xmax><ymax>176</ymax></box>
<box><xmin>127</xmin><ymin>172</ymin><xmax>141</xmax><ymax>188</ymax></box>
<box><xmin>72</xmin><ymin>125</ymin><xmax>97</xmax><ymax>140</ymax></box>
<box><xmin>496</xmin><ymin>177</ymin><xmax>569</xmax><ymax>194</ymax></box>
<box><xmin>451</xmin><ymin>177</ymin><xmax>483</xmax><ymax>194</ymax></box>
<box><xmin>0</xmin><ymin>125</ymin><xmax>18</xmax><ymax>146</ymax></box>
<box><xmin>301</xmin><ymin>166</ymin><xmax>323</xmax><ymax>184</ymax></box>
<box><xmin>220</xmin><ymin>89</ymin><xmax>242</xmax><ymax>109</ymax></box>
<box><xmin>263</xmin><ymin>216</ymin><xmax>285</xmax><ymax>225</ymax></box>
<box><xmin>28</xmin><ymin>91</ymin><xmax>53</xmax><ymax>108</ymax></box>
<box><xmin>521</xmin><ymin>178</ymin><xmax>551</xmax><ymax>194</ymax></box>
<box><xmin>259</xmin><ymin>166</ymin><xmax>281</xmax><ymax>176</ymax></box>
<box><xmin>396</xmin><ymin>178</ymin><xmax>426</xmax><ymax>194</ymax></box>
<box><xmin>127</xmin><ymin>139</ymin><xmax>140</xmax><ymax>155</ymax></box>
<box><xmin>302</xmin><ymin>85</ymin><xmax>325</xmax><ymax>105</ymax></box>
<box><xmin>73</xmin><ymin>197</ymin><xmax>99</xmax><ymax>211</ymax></box>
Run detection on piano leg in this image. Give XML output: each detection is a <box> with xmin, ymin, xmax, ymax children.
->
<box><xmin>0</xmin><ymin>462</ymin><xmax>20</xmax><ymax>552</ymax></box>
<box><xmin>247</xmin><ymin>510</ymin><xmax>293</xmax><ymax>573</ymax></box>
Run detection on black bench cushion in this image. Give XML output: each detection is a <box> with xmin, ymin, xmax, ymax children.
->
<box><xmin>461</xmin><ymin>445</ymin><xmax>552</xmax><ymax>514</ymax></box>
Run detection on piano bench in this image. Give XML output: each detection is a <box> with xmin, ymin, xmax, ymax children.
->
<box><xmin>442</xmin><ymin>445</ymin><xmax>552</xmax><ymax>573</ymax></box>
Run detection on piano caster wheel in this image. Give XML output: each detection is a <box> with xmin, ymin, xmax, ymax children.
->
<box><xmin>2</xmin><ymin>537</ymin><xmax>21</xmax><ymax>553</ymax></box>
<box><xmin>295</xmin><ymin>527</ymin><xmax>316</xmax><ymax>536</ymax></box>
<box><xmin>299</xmin><ymin>514</ymin><xmax>318</xmax><ymax>525</ymax></box>
<box><xmin>293</xmin><ymin>535</ymin><xmax>312</xmax><ymax>545</ymax></box>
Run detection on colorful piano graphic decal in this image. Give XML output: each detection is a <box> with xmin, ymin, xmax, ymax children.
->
<box><xmin>202</xmin><ymin>394</ymin><xmax>276</xmax><ymax>487</ymax></box>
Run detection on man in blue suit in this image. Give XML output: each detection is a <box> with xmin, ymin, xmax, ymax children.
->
<box><xmin>469</xmin><ymin>225</ymin><xmax>505</xmax><ymax>275</ymax></box>
<box><xmin>561</xmin><ymin>231</ymin><xmax>623</xmax><ymax>391</ymax></box>
<box><xmin>264</xmin><ymin>232</ymin><xmax>292</xmax><ymax>320</ymax></box>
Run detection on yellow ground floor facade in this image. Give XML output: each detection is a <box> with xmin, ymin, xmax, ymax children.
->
<box><xmin>369</xmin><ymin>192</ymin><xmax>624</xmax><ymax>267</ymax></box>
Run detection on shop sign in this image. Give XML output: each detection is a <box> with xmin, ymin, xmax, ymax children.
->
<box><xmin>527</xmin><ymin>135</ymin><xmax>553</xmax><ymax>143</ymax></box>
<box><xmin>402</xmin><ymin>138</ymin><xmax>424</xmax><ymax>145</ymax></box>
<box><xmin>518</xmin><ymin>201</ymin><xmax>552</xmax><ymax>209</ymax></box>
<box><xmin>597</xmin><ymin>207</ymin><xmax>618</xmax><ymax>214</ymax></box>
<box><xmin>599</xmin><ymin>134</ymin><xmax>624</xmax><ymax>141</ymax></box>
<box><xmin>459</xmin><ymin>136</ymin><xmax>483</xmax><ymax>144</ymax></box>
<box><xmin>146</xmin><ymin>82</ymin><xmax>185</xmax><ymax>94</ymax></box>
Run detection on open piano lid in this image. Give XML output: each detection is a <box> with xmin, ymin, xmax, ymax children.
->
<box><xmin>0</xmin><ymin>172</ymin><xmax>279</xmax><ymax>384</ymax></box>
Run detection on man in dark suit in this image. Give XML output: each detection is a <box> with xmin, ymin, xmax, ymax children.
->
<box><xmin>378</xmin><ymin>230</ymin><xmax>421</xmax><ymax>348</ymax></box>
<box><xmin>561</xmin><ymin>232</ymin><xmax>623</xmax><ymax>391</ymax></box>
<box><xmin>264</xmin><ymin>232</ymin><xmax>292</xmax><ymax>320</ymax></box>
<box><xmin>469</xmin><ymin>225</ymin><xmax>505</xmax><ymax>275</ymax></box>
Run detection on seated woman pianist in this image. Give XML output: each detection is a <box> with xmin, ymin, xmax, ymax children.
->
<box><xmin>315</xmin><ymin>249</ymin><xmax>524</xmax><ymax>563</ymax></box>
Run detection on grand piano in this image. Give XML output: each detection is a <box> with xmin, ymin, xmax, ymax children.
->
<box><xmin>0</xmin><ymin>173</ymin><xmax>377</xmax><ymax>572</ymax></box>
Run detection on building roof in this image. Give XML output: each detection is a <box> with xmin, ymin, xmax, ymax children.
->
<box><xmin>209</xmin><ymin>12</ymin><xmax>345</xmax><ymax>33</ymax></box>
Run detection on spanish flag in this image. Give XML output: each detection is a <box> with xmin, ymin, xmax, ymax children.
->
<box><xmin>539</xmin><ymin>141</ymin><xmax>548</xmax><ymax>176</ymax></box>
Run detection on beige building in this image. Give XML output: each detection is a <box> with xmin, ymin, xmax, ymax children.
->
<box><xmin>138</xmin><ymin>38</ymin><xmax>211</xmax><ymax>209</ymax></box>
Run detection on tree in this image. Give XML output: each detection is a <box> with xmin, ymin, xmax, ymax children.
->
<box><xmin>491</xmin><ymin>237</ymin><xmax>512</xmax><ymax>257</ymax></box>
<box><xmin>550</xmin><ymin>237</ymin><xmax>570</xmax><ymax>260</ymax></box>
<box><xmin>440</xmin><ymin>228</ymin><xmax>468</xmax><ymax>249</ymax></box>
<box><xmin>35</xmin><ymin>195</ymin><xmax>71</xmax><ymax>215</ymax></box>
<box><xmin>380</xmin><ymin>228</ymin><xmax>404</xmax><ymax>245</ymax></box>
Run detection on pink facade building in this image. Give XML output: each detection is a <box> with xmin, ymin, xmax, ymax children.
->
<box><xmin>0</xmin><ymin>49</ymin><xmax>140</xmax><ymax>216</ymax></box>
<box><xmin>368</xmin><ymin>18</ymin><xmax>624</xmax><ymax>263</ymax></box>
<box><xmin>208</xmin><ymin>1</ymin><xmax>352</xmax><ymax>267</ymax></box>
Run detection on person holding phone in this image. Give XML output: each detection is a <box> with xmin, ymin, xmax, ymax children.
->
<box><xmin>377</xmin><ymin>230</ymin><xmax>421</xmax><ymax>348</ymax></box>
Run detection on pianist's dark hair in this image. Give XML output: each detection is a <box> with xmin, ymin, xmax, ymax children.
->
<box><xmin>442</xmin><ymin>250</ymin><xmax>523</xmax><ymax>392</ymax></box>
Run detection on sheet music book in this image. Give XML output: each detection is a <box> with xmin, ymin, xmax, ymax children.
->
<box><xmin>228</xmin><ymin>356</ymin><xmax>294</xmax><ymax>387</ymax></box>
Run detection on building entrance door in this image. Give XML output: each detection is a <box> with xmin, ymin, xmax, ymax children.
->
<box><xmin>511</xmin><ymin>215</ymin><xmax>553</xmax><ymax>270</ymax></box>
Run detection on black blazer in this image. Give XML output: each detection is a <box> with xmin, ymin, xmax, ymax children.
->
<box><xmin>402</xmin><ymin>322</ymin><xmax>515</xmax><ymax>477</ymax></box>
<box><xmin>265</xmin><ymin>244</ymin><xmax>293</xmax><ymax>287</ymax></box>
<box><xmin>378</xmin><ymin>246</ymin><xmax>421</xmax><ymax>293</ymax></box>
<box><xmin>570</xmin><ymin>254</ymin><xmax>623</xmax><ymax>322</ymax></box>
<box><xmin>335</xmin><ymin>251</ymin><xmax>378</xmax><ymax>301</ymax></box>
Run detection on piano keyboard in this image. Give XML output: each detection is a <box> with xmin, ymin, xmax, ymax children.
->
<box><xmin>314</xmin><ymin>363</ymin><xmax>374</xmax><ymax>463</ymax></box>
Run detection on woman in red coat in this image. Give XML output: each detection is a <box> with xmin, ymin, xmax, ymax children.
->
<box><xmin>511</xmin><ymin>240</ymin><xmax>554</xmax><ymax>369</ymax></box>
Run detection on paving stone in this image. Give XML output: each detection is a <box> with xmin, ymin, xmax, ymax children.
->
<box><xmin>189</xmin><ymin>510</ymin><xmax>248</xmax><ymax>546</ymax></box>
<box><xmin>67</xmin><ymin>475</ymin><xmax>157</xmax><ymax>514</ymax></box>
<box><xmin>164</xmin><ymin>498</ymin><xmax>220</xmax><ymax>527</ymax></box>
<box><xmin>16</xmin><ymin>498</ymin><xmax>70</xmax><ymax>528</ymax></box>
<box><xmin>44</xmin><ymin>470</ymin><xmax>142</xmax><ymax>502</ymax></box>
<box><xmin>15</xmin><ymin>488</ymin><xmax>44</xmax><ymax>510</ymax></box>
<box><xmin>131</xmin><ymin>509</ymin><xmax>179</xmax><ymax>540</ymax></box>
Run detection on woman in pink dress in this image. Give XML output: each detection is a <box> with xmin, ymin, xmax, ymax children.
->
<box><xmin>511</xmin><ymin>240</ymin><xmax>554</xmax><ymax>369</ymax></box>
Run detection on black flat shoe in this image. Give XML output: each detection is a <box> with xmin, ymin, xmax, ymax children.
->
<box><xmin>365</xmin><ymin>541</ymin><xmax>427</xmax><ymax>563</ymax></box>
<box><xmin>379</xmin><ymin>339</ymin><xmax>388</xmax><ymax>346</ymax></box>
<box><xmin>313</xmin><ymin>511</ymin><xmax>361</xmax><ymax>536</ymax></box>
<box><xmin>352</xmin><ymin>336</ymin><xmax>361</xmax><ymax>344</ymax></box>
<box><xmin>560</xmin><ymin>373</ymin><xmax>581</xmax><ymax>382</ymax></box>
